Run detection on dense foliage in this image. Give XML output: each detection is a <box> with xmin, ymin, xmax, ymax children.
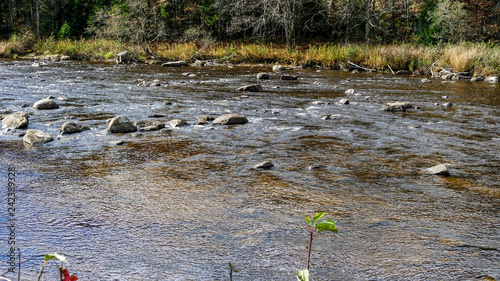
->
<box><xmin>1</xmin><ymin>0</ymin><xmax>499</xmax><ymax>46</ymax></box>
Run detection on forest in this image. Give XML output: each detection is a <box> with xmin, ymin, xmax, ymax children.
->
<box><xmin>1</xmin><ymin>0</ymin><xmax>500</xmax><ymax>74</ymax></box>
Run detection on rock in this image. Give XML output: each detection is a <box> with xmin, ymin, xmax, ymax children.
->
<box><xmin>312</xmin><ymin>101</ymin><xmax>325</xmax><ymax>105</ymax></box>
<box><xmin>322</xmin><ymin>115</ymin><xmax>332</xmax><ymax>120</ymax></box>
<box><xmin>427</xmin><ymin>164</ymin><xmax>450</xmax><ymax>176</ymax></box>
<box><xmin>107</xmin><ymin>116</ymin><xmax>137</xmax><ymax>133</ymax></box>
<box><xmin>57</xmin><ymin>96</ymin><xmax>68</xmax><ymax>101</ymax></box>
<box><xmin>60</xmin><ymin>122</ymin><xmax>90</xmax><ymax>134</ymax></box>
<box><xmin>60</xmin><ymin>55</ymin><xmax>71</xmax><ymax>61</ymax></box>
<box><xmin>116</xmin><ymin>51</ymin><xmax>133</xmax><ymax>63</ymax></box>
<box><xmin>254</xmin><ymin>161</ymin><xmax>274</xmax><ymax>170</ymax></box>
<box><xmin>134</xmin><ymin>120</ymin><xmax>165</xmax><ymax>131</ymax></box>
<box><xmin>421</xmin><ymin>78</ymin><xmax>432</xmax><ymax>83</ymax></box>
<box><xmin>33</xmin><ymin>99</ymin><xmax>59</xmax><ymax>110</ymax></box>
<box><xmin>2</xmin><ymin>112</ymin><xmax>29</xmax><ymax>129</ymax></box>
<box><xmin>339</xmin><ymin>98</ymin><xmax>349</xmax><ymax>105</ymax></box>
<box><xmin>160</xmin><ymin>128</ymin><xmax>173</xmax><ymax>134</ymax></box>
<box><xmin>308</xmin><ymin>165</ymin><xmax>327</xmax><ymax>170</ymax></box>
<box><xmin>131</xmin><ymin>133</ymin><xmax>143</xmax><ymax>138</ymax></box>
<box><xmin>257</xmin><ymin>73</ymin><xmax>270</xmax><ymax>79</ymax></box>
<box><xmin>23</xmin><ymin>129</ymin><xmax>53</xmax><ymax>145</ymax></box>
<box><xmin>196</xmin><ymin>115</ymin><xmax>215</xmax><ymax>125</ymax></box>
<box><xmin>20</xmin><ymin>104</ymin><xmax>29</xmax><ymax>108</ymax></box>
<box><xmin>280</xmin><ymin>74</ymin><xmax>298</xmax><ymax>80</ymax></box>
<box><xmin>237</xmin><ymin>84</ymin><xmax>262</xmax><ymax>92</ymax></box>
<box><xmin>191</xmin><ymin>60</ymin><xmax>205</xmax><ymax>67</ymax></box>
<box><xmin>443</xmin><ymin>102</ymin><xmax>453</xmax><ymax>108</ymax></box>
<box><xmin>148</xmin><ymin>113</ymin><xmax>167</xmax><ymax>118</ymax></box>
<box><xmin>345</xmin><ymin>89</ymin><xmax>357</xmax><ymax>95</ymax></box>
<box><xmin>396</xmin><ymin>70</ymin><xmax>413</xmax><ymax>75</ymax></box>
<box><xmin>442</xmin><ymin>96</ymin><xmax>449</xmax><ymax>99</ymax></box>
<box><xmin>272</xmin><ymin>65</ymin><xmax>286</xmax><ymax>72</ymax></box>
<box><xmin>365</xmin><ymin>96</ymin><xmax>372</xmax><ymax>101</ymax></box>
<box><xmin>163</xmin><ymin>100</ymin><xmax>173</xmax><ymax>105</ymax></box>
<box><xmin>213</xmin><ymin>113</ymin><xmax>248</xmax><ymax>125</ymax></box>
<box><xmin>382</xmin><ymin>102</ymin><xmax>413</xmax><ymax>112</ymax></box>
<box><xmin>161</xmin><ymin>61</ymin><xmax>188</xmax><ymax>67</ymax></box>
<box><xmin>470</xmin><ymin>76</ymin><xmax>485</xmax><ymax>82</ymax></box>
<box><xmin>168</xmin><ymin>119</ymin><xmax>187</xmax><ymax>127</ymax></box>
<box><xmin>485</xmin><ymin>76</ymin><xmax>498</xmax><ymax>83</ymax></box>
<box><xmin>111</xmin><ymin>140</ymin><xmax>126</xmax><ymax>145</ymax></box>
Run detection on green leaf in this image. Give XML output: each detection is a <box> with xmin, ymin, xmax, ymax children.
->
<box><xmin>296</xmin><ymin>269</ymin><xmax>310</xmax><ymax>281</ymax></box>
<box><xmin>311</xmin><ymin>212</ymin><xmax>325</xmax><ymax>227</ymax></box>
<box><xmin>304</xmin><ymin>216</ymin><xmax>311</xmax><ymax>224</ymax></box>
<box><xmin>44</xmin><ymin>253</ymin><xmax>69</xmax><ymax>264</ymax></box>
<box><xmin>228</xmin><ymin>262</ymin><xmax>239</xmax><ymax>273</ymax></box>
<box><xmin>315</xmin><ymin>219</ymin><xmax>338</xmax><ymax>233</ymax></box>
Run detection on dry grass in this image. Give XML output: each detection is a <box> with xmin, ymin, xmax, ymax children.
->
<box><xmin>2</xmin><ymin>37</ymin><xmax>499</xmax><ymax>75</ymax></box>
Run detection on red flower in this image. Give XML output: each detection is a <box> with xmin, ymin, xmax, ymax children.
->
<box><xmin>62</xmin><ymin>268</ymin><xmax>78</xmax><ymax>281</ymax></box>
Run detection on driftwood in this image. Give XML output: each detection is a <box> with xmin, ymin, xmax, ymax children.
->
<box><xmin>387</xmin><ymin>64</ymin><xmax>395</xmax><ymax>75</ymax></box>
<box><xmin>348</xmin><ymin>61</ymin><xmax>375</xmax><ymax>72</ymax></box>
<box><xmin>426</xmin><ymin>61</ymin><xmax>452</xmax><ymax>77</ymax></box>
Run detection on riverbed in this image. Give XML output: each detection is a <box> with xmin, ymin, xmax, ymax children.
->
<box><xmin>1</xmin><ymin>59</ymin><xmax>499</xmax><ymax>280</ymax></box>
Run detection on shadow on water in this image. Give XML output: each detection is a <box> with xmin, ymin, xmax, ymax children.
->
<box><xmin>0</xmin><ymin>59</ymin><xmax>499</xmax><ymax>280</ymax></box>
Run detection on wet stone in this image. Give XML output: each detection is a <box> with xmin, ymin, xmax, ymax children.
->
<box><xmin>427</xmin><ymin>164</ymin><xmax>450</xmax><ymax>176</ymax></box>
<box><xmin>254</xmin><ymin>161</ymin><xmax>274</xmax><ymax>170</ymax></box>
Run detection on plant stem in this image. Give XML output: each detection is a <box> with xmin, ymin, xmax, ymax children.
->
<box><xmin>36</xmin><ymin>260</ymin><xmax>47</xmax><ymax>281</ymax></box>
<box><xmin>306</xmin><ymin>230</ymin><xmax>314</xmax><ymax>270</ymax></box>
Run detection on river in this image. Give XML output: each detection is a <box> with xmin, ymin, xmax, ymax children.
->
<box><xmin>0</xmin><ymin>59</ymin><xmax>499</xmax><ymax>280</ymax></box>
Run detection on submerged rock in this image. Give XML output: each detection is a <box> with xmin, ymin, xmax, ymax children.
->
<box><xmin>107</xmin><ymin>116</ymin><xmax>137</xmax><ymax>133</ymax></box>
<box><xmin>280</xmin><ymin>74</ymin><xmax>298</xmax><ymax>80</ymax></box>
<box><xmin>33</xmin><ymin>99</ymin><xmax>59</xmax><ymax>110</ymax></box>
<box><xmin>237</xmin><ymin>84</ymin><xmax>262</xmax><ymax>92</ymax></box>
<box><xmin>427</xmin><ymin>164</ymin><xmax>450</xmax><ymax>176</ymax></box>
<box><xmin>23</xmin><ymin>129</ymin><xmax>53</xmax><ymax>145</ymax></box>
<box><xmin>213</xmin><ymin>113</ymin><xmax>248</xmax><ymax>125</ymax></box>
<box><xmin>2</xmin><ymin>112</ymin><xmax>29</xmax><ymax>129</ymax></box>
<box><xmin>60</xmin><ymin>122</ymin><xmax>90</xmax><ymax>134</ymax></box>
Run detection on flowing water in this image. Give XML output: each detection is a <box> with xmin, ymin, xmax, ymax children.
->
<box><xmin>0</xmin><ymin>59</ymin><xmax>499</xmax><ymax>280</ymax></box>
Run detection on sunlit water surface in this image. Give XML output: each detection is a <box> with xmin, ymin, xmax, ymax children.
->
<box><xmin>0</xmin><ymin>59</ymin><xmax>499</xmax><ymax>280</ymax></box>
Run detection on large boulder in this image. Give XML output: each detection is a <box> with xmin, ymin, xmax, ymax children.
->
<box><xmin>237</xmin><ymin>84</ymin><xmax>262</xmax><ymax>92</ymax></box>
<box><xmin>257</xmin><ymin>73</ymin><xmax>270</xmax><ymax>79</ymax></box>
<box><xmin>382</xmin><ymin>102</ymin><xmax>413</xmax><ymax>112</ymax></box>
<box><xmin>60</xmin><ymin>122</ymin><xmax>90</xmax><ymax>134</ymax></box>
<box><xmin>2</xmin><ymin>112</ymin><xmax>29</xmax><ymax>129</ymax></box>
<box><xmin>196</xmin><ymin>115</ymin><xmax>215</xmax><ymax>125</ymax></box>
<box><xmin>116</xmin><ymin>51</ymin><xmax>134</xmax><ymax>63</ymax></box>
<box><xmin>133</xmin><ymin>120</ymin><xmax>165</xmax><ymax>131</ymax></box>
<box><xmin>33</xmin><ymin>99</ymin><xmax>59</xmax><ymax>110</ymax></box>
<box><xmin>213</xmin><ymin>113</ymin><xmax>248</xmax><ymax>125</ymax></box>
<box><xmin>161</xmin><ymin>61</ymin><xmax>188</xmax><ymax>67</ymax></box>
<box><xmin>107</xmin><ymin>116</ymin><xmax>137</xmax><ymax>133</ymax></box>
<box><xmin>23</xmin><ymin>129</ymin><xmax>53</xmax><ymax>145</ymax></box>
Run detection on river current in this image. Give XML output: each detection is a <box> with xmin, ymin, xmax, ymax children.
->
<box><xmin>0</xmin><ymin>59</ymin><xmax>499</xmax><ymax>280</ymax></box>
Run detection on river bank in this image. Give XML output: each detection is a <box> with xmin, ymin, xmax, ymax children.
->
<box><xmin>1</xmin><ymin>37</ymin><xmax>500</xmax><ymax>76</ymax></box>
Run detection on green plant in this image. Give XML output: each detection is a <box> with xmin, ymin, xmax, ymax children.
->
<box><xmin>297</xmin><ymin>212</ymin><xmax>338</xmax><ymax>281</ymax></box>
<box><xmin>228</xmin><ymin>262</ymin><xmax>239</xmax><ymax>281</ymax></box>
<box><xmin>37</xmin><ymin>253</ymin><xmax>77</xmax><ymax>281</ymax></box>
<box><xmin>58</xmin><ymin>23</ymin><xmax>72</xmax><ymax>40</ymax></box>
